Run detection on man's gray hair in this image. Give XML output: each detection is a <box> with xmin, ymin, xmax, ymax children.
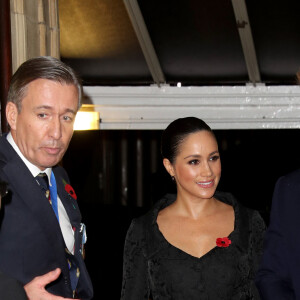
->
<box><xmin>7</xmin><ymin>56</ymin><xmax>82</xmax><ymax>112</ymax></box>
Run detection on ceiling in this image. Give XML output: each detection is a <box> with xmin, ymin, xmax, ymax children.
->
<box><xmin>58</xmin><ymin>0</ymin><xmax>300</xmax><ymax>87</ymax></box>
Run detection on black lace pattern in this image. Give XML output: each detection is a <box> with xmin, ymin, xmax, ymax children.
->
<box><xmin>121</xmin><ymin>192</ymin><xmax>265</xmax><ymax>300</ymax></box>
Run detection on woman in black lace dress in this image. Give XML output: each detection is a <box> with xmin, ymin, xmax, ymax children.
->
<box><xmin>121</xmin><ymin>117</ymin><xmax>265</xmax><ymax>300</ymax></box>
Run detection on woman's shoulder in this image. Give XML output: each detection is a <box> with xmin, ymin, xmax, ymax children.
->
<box><xmin>215</xmin><ymin>191</ymin><xmax>265</xmax><ymax>227</ymax></box>
<box><xmin>215</xmin><ymin>191</ymin><xmax>265</xmax><ymax>252</ymax></box>
<box><xmin>214</xmin><ymin>191</ymin><xmax>237</xmax><ymax>206</ymax></box>
<box><xmin>134</xmin><ymin>193</ymin><xmax>177</xmax><ymax>225</ymax></box>
<box><xmin>126</xmin><ymin>194</ymin><xmax>176</xmax><ymax>252</ymax></box>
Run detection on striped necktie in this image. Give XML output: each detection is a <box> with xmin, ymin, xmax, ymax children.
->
<box><xmin>36</xmin><ymin>173</ymin><xmax>59</xmax><ymax>220</ymax></box>
<box><xmin>36</xmin><ymin>173</ymin><xmax>51</xmax><ymax>202</ymax></box>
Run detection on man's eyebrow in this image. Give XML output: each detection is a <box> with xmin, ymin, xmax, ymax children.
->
<box><xmin>34</xmin><ymin>105</ymin><xmax>52</xmax><ymax>110</ymax></box>
<box><xmin>34</xmin><ymin>106</ymin><xmax>76</xmax><ymax>114</ymax></box>
<box><xmin>64</xmin><ymin>108</ymin><xmax>77</xmax><ymax>115</ymax></box>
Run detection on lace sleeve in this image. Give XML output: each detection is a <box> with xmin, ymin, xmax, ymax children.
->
<box><xmin>121</xmin><ymin>219</ymin><xmax>150</xmax><ymax>300</ymax></box>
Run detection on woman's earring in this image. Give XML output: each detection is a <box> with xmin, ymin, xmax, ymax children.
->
<box><xmin>171</xmin><ymin>176</ymin><xmax>175</xmax><ymax>181</ymax></box>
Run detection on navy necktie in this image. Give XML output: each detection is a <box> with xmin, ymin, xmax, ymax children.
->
<box><xmin>35</xmin><ymin>173</ymin><xmax>50</xmax><ymax>201</ymax></box>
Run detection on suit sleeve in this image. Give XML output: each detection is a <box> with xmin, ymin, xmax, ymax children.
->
<box><xmin>255</xmin><ymin>177</ymin><xmax>295</xmax><ymax>299</ymax></box>
<box><xmin>0</xmin><ymin>272</ymin><xmax>27</xmax><ymax>300</ymax></box>
<box><xmin>121</xmin><ymin>219</ymin><xmax>150</xmax><ymax>300</ymax></box>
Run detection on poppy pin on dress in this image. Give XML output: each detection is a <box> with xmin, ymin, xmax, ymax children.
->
<box><xmin>216</xmin><ymin>237</ymin><xmax>231</xmax><ymax>247</ymax></box>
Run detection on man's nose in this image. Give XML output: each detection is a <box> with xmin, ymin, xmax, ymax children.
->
<box><xmin>49</xmin><ymin>117</ymin><xmax>62</xmax><ymax>140</ymax></box>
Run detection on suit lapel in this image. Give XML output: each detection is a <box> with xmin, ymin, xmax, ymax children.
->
<box><xmin>53</xmin><ymin>168</ymin><xmax>82</xmax><ymax>260</ymax></box>
<box><xmin>53</xmin><ymin>167</ymin><xmax>81</xmax><ymax>227</ymax></box>
<box><xmin>0</xmin><ymin>138</ymin><xmax>66</xmax><ymax>266</ymax></box>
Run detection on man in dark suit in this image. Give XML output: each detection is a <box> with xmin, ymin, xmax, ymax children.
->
<box><xmin>0</xmin><ymin>57</ymin><xmax>93</xmax><ymax>299</ymax></box>
<box><xmin>256</xmin><ymin>169</ymin><xmax>300</xmax><ymax>299</ymax></box>
<box><xmin>1</xmin><ymin>180</ymin><xmax>73</xmax><ymax>300</ymax></box>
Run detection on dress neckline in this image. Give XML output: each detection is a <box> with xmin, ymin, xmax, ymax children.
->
<box><xmin>152</xmin><ymin>192</ymin><xmax>238</xmax><ymax>260</ymax></box>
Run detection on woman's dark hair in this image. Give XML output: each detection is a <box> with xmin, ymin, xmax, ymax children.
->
<box><xmin>161</xmin><ymin>117</ymin><xmax>214</xmax><ymax>163</ymax></box>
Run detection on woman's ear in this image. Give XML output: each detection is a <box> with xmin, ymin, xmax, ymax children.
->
<box><xmin>6</xmin><ymin>102</ymin><xmax>18</xmax><ymax>130</ymax></box>
<box><xmin>163</xmin><ymin>158</ymin><xmax>175</xmax><ymax>177</ymax></box>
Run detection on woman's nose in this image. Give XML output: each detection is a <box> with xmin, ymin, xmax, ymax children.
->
<box><xmin>200</xmin><ymin>161</ymin><xmax>213</xmax><ymax>177</ymax></box>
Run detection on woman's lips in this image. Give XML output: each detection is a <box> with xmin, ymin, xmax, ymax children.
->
<box><xmin>196</xmin><ymin>180</ymin><xmax>214</xmax><ymax>188</ymax></box>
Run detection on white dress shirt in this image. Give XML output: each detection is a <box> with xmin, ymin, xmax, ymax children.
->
<box><xmin>7</xmin><ymin>133</ymin><xmax>75</xmax><ymax>254</ymax></box>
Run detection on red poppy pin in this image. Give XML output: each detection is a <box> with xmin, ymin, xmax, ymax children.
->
<box><xmin>216</xmin><ymin>237</ymin><xmax>231</xmax><ymax>248</ymax></box>
<box><xmin>62</xmin><ymin>179</ymin><xmax>77</xmax><ymax>200</ymax></box>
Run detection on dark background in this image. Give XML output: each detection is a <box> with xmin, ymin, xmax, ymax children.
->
<box><xmin>63</xmin><ymin>128</ymin><xmax>300</xmax><ymax>299</ymax></box>
<box><xmin>60</xmin><ymin>0</ymin><xmax>300</xmax><ymax>87</ymax></box>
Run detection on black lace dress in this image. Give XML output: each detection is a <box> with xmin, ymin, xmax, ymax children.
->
<box><xmin>121</xmin><ymin>192</ymin><xmax>265</xmax><ymax>300</ymax></box>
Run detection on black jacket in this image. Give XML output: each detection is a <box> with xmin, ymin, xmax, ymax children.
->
<box><xmin>0</xmin><ymin>135</ymin><xmax>93</xmax><ymax>299</ymax></box>
<box><xmin>121</xmin><ymin>192</ymin><xmax>265</xmax><ymax>299</ymax></box>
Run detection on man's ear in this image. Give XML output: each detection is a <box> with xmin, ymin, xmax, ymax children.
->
<box><xmin>163</xmin><ymin>158</ymin><xmax>175</xmax><ymax>177</ymax></box>
<box><xmin>6</xmin><ymin>102</ymin><xmax>18</xmax><ymax>130</ymax></box>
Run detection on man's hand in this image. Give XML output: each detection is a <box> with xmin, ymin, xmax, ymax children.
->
<box><xmin>24</xmin><ymin>268</ymin><xmax>79</xmax><ymax>300</ymax></box>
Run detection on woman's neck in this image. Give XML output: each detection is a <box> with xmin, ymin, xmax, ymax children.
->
<box><xmin>169</xmin><ymin>194</ymin><xmax>220</xmax><ymax>220</ymax></box>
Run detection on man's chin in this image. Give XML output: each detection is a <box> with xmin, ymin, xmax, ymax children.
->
<box><xmin>37</xmin><ymin>157</ymin><xmax>63</xmax><ymax>170</ymax></box>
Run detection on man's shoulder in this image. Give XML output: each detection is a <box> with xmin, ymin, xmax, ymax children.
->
<box><xmin>0</xmin><ymin>135</ymin><xmax>18</xmax><ymax>171</ymax></box>
<box><xmin>277</xmin><ymin>168</ymin><xmax>300</xmax><ymax>185</ymax></box>
<box><xmin>0</xmin><ymin>135</ymin><xmax>11</xmax><ymax>158</ymax></box>
<box><xmin>286</xmin><ymin>168</ymin><xmax>300</xmax><ymax>178</ymax></box>
<box><xmin>272</xmin><ymin>169</ymin><xmax>300</xmax><ymax>201</ymax></box>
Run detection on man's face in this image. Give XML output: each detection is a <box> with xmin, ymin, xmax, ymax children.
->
<box><xmin>6</xmin><ymin>79</ymin><xmax>79</xmax><ymax>170</ymax></box>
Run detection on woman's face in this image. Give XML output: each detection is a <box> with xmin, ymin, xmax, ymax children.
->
<box><xmin>164</xmin><ymin>130</ymin><xmax>221</xmax><ymax>201</ymax></box>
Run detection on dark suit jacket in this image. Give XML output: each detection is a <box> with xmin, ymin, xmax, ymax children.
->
<box><xmin>256</xmin><ymin>169</ymin><xmax>300</xmax><ymax>299</ymax></box>
<box><xmin>0</xmin><ymin>135</ymin><xmax>93</xmax><ymax>299</ymax></box>
<box><xmin>0</xmin><ymin>271</ymin><xmax>27</xmax><ymax>300</ymax></box>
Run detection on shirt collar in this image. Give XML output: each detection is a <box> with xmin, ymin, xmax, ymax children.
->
<box><xmin>6</xmin><ymin>132</ymin><xmax>52</xmax><ymax>182</ymax></box>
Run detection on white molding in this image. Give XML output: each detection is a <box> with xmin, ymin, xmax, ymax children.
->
<box><xmin>83</xmin><ymin>85</ymin><xmax>300</xmax><ymax>130</ymax></box>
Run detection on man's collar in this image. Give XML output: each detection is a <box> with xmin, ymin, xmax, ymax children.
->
<box><xmin>6</xmin><ymin>132</ymin><xmax>52</xmax><ymax>181</ymax></box>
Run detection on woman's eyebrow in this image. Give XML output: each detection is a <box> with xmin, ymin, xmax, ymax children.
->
<box><xmin>184</xmin><ymin>150</ymin><xmax>219</xmax><ymax>160</ymax></box>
